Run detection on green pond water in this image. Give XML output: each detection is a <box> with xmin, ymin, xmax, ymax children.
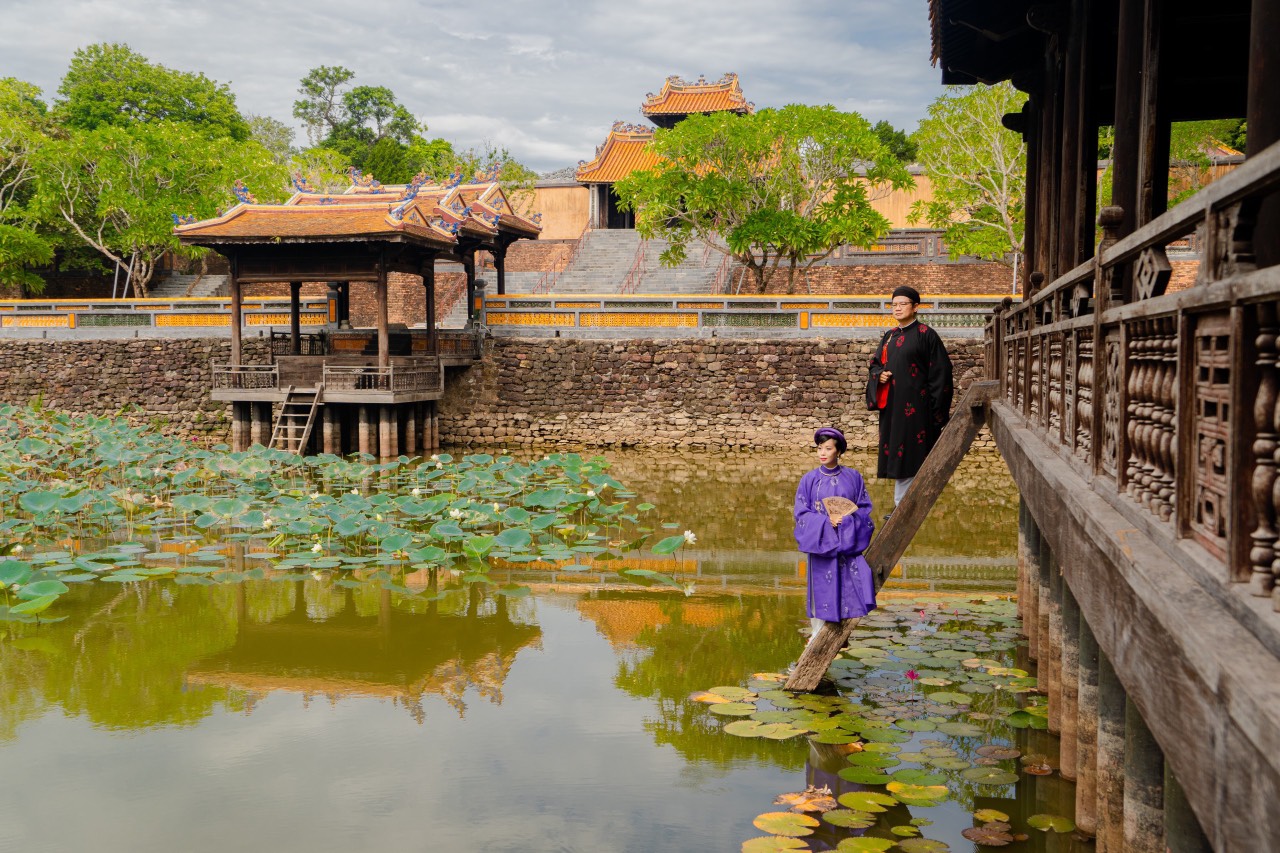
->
<box><xmin>0</xmin><ymin>446</ymin><xmax>1087</xmax><ymax>853</ymax></box>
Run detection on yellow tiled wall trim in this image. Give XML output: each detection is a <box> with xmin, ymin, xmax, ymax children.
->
<box><xmin>155</xmin><ymin>314</ymin><xmax>231</xmax><ymax>327</ymax></box>
<box><xmin>487</xmin><ymin>311</ymin><xmax>576</xmax><ymax>327</ymax></box>
<box><xmin>550</xmin><ymin>301</ymin><xmax>600</xmax><ymax>309</ymax></box>
<box><xmin>2</xmin><ymin>315</ymin><xmax>71</xmax><ymax>328</ymax></box>
<box><xmin>811</xmin><ymin>313</ymin><xmax>897</xmax><ymax>328</ymax></box>
<box><xmin>676</xmin><ymin>302</ymin><xmax>724</xmax><ymax>309</ymax></box>
<box><xmin>578</xmin><ymin>312</ymin><xmax>698</xmax><ymax>328</ymax></box>
<box><xmin>246</xmin><ymin>313</ymin><xmax>328</xmax><ymax>326</ymax></box>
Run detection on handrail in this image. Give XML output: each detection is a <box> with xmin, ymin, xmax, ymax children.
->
<box><xmin>618</xmin><ymin>240</ymin><xmax>648</xmax><ymax>295</ymax></box>
<box><xmin>531</xmin><ymin>229</ymin><xmax>590</xmax><ymax>294</ymax></box>
<box><xmin>210</xmin><ymin>363</ymin><xmax>278</xmax><ymax>390</ymax></box>
<box><xmin>710</xmin><ymin>253</ymin><xmax>733</xmax><ymax>294</ymax></box>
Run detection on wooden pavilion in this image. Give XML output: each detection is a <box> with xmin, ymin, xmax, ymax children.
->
<box><xmin>175</xmin><ymin>170</ymin><xmax>540</xmax><ymax>457</ymax></box>
<box><xmin>576</xmin><ymin>74</ymin><xmax>754</xmax><ymax>229</ymax></box>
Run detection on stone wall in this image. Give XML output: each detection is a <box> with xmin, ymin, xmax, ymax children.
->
<box><xmin>746</xmin><ymin>260</ymin><xmax>1014</xmax><ymax>296</ymax></box>
<box><xmin>439</xmin><ymin>335</ymin><xmax>988</xmax><ymax>451</ymax></box>
<box><xmin>0</xmin><ymin>337</ymin><xmax>270</xmax><ymax>444</ymax></box>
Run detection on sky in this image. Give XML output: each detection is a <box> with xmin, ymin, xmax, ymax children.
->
<box><xmin>0</xmin><ymin>0</ymin><xmax>946</xmax><ymax>174</ymax></box>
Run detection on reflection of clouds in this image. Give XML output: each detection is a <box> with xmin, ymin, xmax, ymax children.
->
<box><xmin>2</xmin><ymin>0</ymin><xmax>945</xmax><ymax>172</ymax></box>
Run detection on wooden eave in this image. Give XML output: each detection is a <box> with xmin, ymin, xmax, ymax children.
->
<box><xmin>641</xmin><ymin>73</ymin><xmax>752</xmax><ymax>116</ymax></box>
<box><xmin>575</xmin><ymin>125</ymin><xmax>660</xmax><ymax>184</ymax></box>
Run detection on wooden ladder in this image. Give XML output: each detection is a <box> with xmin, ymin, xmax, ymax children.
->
<box><xmin>269</xmin><ymin>384</ymin><xmax>324</xmax><ymax>454</ymax></box>
<box><xmin>785</xmin><ymin>380</ymin><xmax>1001</xmax><ymax>692</ymax></box>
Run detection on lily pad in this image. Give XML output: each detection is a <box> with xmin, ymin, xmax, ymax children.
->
<box><xmin>752</xmin><ymin>812</ymin><xmax>819</xmax><ymax>838</ymax></box>
<box><xmin>741</xmin><ymin>838</ymin><xmax>811</xmax><ymax>852</ymax></box>
<box><xmin>972</xmin><ymin>809</ymin><xmax>1010</xmax><ymax>823</ymax></box>
<box><xmin>960</xmin><ymin>767</ymin><xmax>1019</xmax><ymax>785</ymax></box>
<box><xmin>834</xmin><ymin>839</ymin><xmax>894</xmax><ymax>852</ymax></box>
<box><xmin>896</xmin><ymin>839</ymin><xmax>950</xmax><ymax>852</ymax></box>
<box><xmin>821</xmin><ymin>810</ymin><xmax>876</xmax><ymax>829</ymax></box>
<box><xmin>1027</xmin><ymin>814</ymin><xmax>1075</xmax><ymax>833</ymax></box>
<box><xmin>961</xmin><ymin>825</ymin><xmax>1013</xmax><ymax>846</ymax></box>
<box><xmin>836</xmin><ymin>791</ymin><xmax>896</xmax><ymax>813</ymax></box>
<box><xmin>709</xmin><ymin>703</ymin><xmax>757</xmax><ymax>716</ymax></box>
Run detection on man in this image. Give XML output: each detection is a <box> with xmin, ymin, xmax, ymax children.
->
<box><xmin>865</xmin><ymin>285</ymin><xmax>954</xmax><ymax>509</ymax></box>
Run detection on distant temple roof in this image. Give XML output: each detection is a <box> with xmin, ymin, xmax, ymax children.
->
<box><xmin>641</xmin><ymin>73</ymin><xmax>754</xmax><ymax>122</ymax></box>
<box><xmin>574</xmin><ymin>122</ymin><xmax>660</xmax><ymax>184</ymax></box>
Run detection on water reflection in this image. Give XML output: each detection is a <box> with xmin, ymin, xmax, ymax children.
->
<box><xmin>0</xmin><ymin>449</ymin><xmax>1052</xmax><ymax>853</ymax></box>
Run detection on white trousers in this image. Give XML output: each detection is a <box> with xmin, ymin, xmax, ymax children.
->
<box><xmin>894</xmin><ymin>476</ymin><xmax>915</xmax><ymax>506</ymax></box>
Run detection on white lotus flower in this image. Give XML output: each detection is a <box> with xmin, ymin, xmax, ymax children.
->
<box><xmin>586</xmin><ymin>490</ymin><xmax>595</xmax><ymax>498</ymax></box>
<box><xmin>411</xmin><ymin>488</ymin><xmax>422</xmax><ymax>496</ymax></box>
<box><xmin>375</xmin><ymin>514</ymin><xmax>383</xmax><ymax>522</ymax></box>
<box><xmin>683</xmin><ymin>530</ymin><xmax>697</xmax><ymax>545</ymax></box>
<box><xmin>310</xmin><ymin>492</ymin><xmax>322</xmax><ymax>501</ymax></box>
<box><xmin>430</xmin><ymin>454</ymin><xmax>439</xmax><ymax>462</ymax></box>
<box><xmin>349</xmin><ymin>488</ymin><xmax>359</xmax><ymax>495</ymax></box>
<box><xmin>436</xmin><ymin>462</ymin><xmax>443</xmax><ymax>469</ymax></box>
<box><xmin>11</xmin><ymin>545</ymin><xmax>22</xmax><ymax>554</ymax></box>
<box><xmin>263</xmin><ymin>517</ymin><xmax>273</xmax><ymax>529</ymax></box>
<box><xmin>311</xmin><ymin>571</ymin><xmax>323</xmax><ymax>581</ymax></box>
<box><xmin>492</xmin><ymin>503</ymin><xmax>500</xmax><ymax>512</ymax></box>
<box><xmin>449</xmin><ymin>509</ymin><xmax>463</xmax><ymax>520</ymax></box>
<box><xmin>311</xmin><ymin>543</ymin><xmax>323</xmax><ymax>553</ymax></box>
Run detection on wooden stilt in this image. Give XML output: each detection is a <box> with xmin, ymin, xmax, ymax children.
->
<box><xmin>1075</xmin><ymin>611</ymin><xmax>1100</xmax><ymax>837</ymax></box>
<box><xmin>1037</xmin><ymin>533</ymin><xmax>1053</xmax><ymax>694</ymax></box>
<box><xmin>1025</xmin><ymin>513</ymin><xmax>1041</xmax><ymax>661</ymax></box>
<box><xmin>380</xmin><ymin>405</ymin><xmax>395</xmax><ymax>460</ymax></box>
<box><xmin>1096</xmin><ymin>651</ymin><xmax>1127</xmax><ymax>852</ymax></box>
<box><xmin>323</xmin><ymin>406</ymin><xmax>338</xmax><ymax>455</ymax></box>
<box><xmin>1123</xmin><ymin>698</ymin><xmax>1166</xmax><ymax>852</ymax></box>
<box><xmin>250</xmin><ymin>402</ymin><xmax>268</xmax><ymax>448</ymax></box>
<box><xmin>231</xmin><ymin>402</ymin><xmax>249</xmax><ymax>452</ymax></box>
<box><xmin>1046</xmin><ymin>544</ymin><xmax>1064</xmax><ymax>734</ymax></box>
<box><xmin>431</xmin><ymin>401</ymin><xmax>440</xmax><ymax>450</ymax></box>
<box><xmin>404</xmin><ymin>404</ymin><xmax>417</xmax><ymax>456</ymax></box>
<box><xmin>1164</xmin><ymin>764</ymin><xmax>1212</xmax><ymax>852</ymax></box>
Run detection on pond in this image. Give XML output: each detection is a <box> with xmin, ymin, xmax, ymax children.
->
<box><xmin>0</xmin><ymin>414</ymin><xmax>1084</xmax><ymax>852</ymax></box>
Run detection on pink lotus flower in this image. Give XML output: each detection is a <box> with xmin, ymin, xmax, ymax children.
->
<box><xmin>905</xmin><ymin>669</ymin><xmax>920</xmax><ymax>681</ymax></box>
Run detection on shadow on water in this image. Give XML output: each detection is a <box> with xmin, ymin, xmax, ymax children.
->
<box><xmin>0</xmin><ymin>449</ymin><xmax>1088</xmax><ymax>853</ymax></box>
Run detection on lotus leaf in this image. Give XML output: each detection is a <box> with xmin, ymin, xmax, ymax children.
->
<box><xmin>821</xmin><ymin>809</ymin><xmax>875</xmax><ymax>829</ymax></box>
<box><xmin>0</xmin><ymin>560</ymin><xmax>32</xmax><ymax>586</ymax></box>
<box><xmin>709</xmin><ymin>703</ymin><xmax>757</xmax><ymax>716</ymax></box>
<box><xmin>960</xmin><ymin>767</ymin><xmax>1018</xmax><ymax>785</ymax></box>
<box><xmin>752</xmin><ymin>812</ymin><xmax>819</xmax><ymax>838</ymax></box>
<box><xmin>741</xmin><ymin>837</ymin><xmax>810</xmax><ymax>852</ymax></box>
<box><xmin>886</xmin><ymin>782</ymin><xmax>948</xmax><ymax>804</ymax></box>
<box><xmin>961</xmin><ymin>824</ymin><xmax>1013</xmax><ymax>846</ymax></box>
<box><xmin>895</xmin><ymin>839</ymin><xmax>950</xmax><ymax>852</ymax></box>
<box><xmin>835</xmin><ymin>838</ymin><xmax>894</xmax><ymax>852</ymax></box>
<box><xmin>890</xmin><ymin>769</ymin><xmax>946</xmax><ymax>786</ymax></box>
<box><xmin>975</xmin><ymin>746</ymin><xmax>1020</xmax><ymax>760</ymax></box>
<box><xmin>10</xmin><ymin>594</ymin><xmax>57</xmax><ymax>615</ymax></box>
<box><xmin>846</xmin><ymin>753</ymin><xmax>899</xmax><ymax>769</ymax></box>
<box><xmin>837</xmin><ymin>767</ymin><xmax>889</xmax><ymax>785</ymax></box>
<box><xmin>1026</xmin><ymin>814</ymin><xmax>1075</xmax><ymax>833</ymax></box>
<box><xmin>972</xmin><ymin>809</ymin><xmax>1010</xmax><ymax>823</ymax></box>
<box><xmin>774</xmin><ymin>787</ymin><xmax>837</xmax><ymax>813</ymax></box>
<box><xmin>890</xmin><ymin>825</ymin><xmax>920</xmax><ymax>837</ymax></box>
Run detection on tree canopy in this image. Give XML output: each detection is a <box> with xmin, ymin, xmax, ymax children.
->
<box><xmin>55</xmin><ymin>43</ymin><xmax>250</xmax><ymax>141</ymax></box>
<box><xmin>614</xmin><ymin>105</ymin><xmax>912</xmax><ymax>293</ymax></box>
<box><xmin>909</xmin><ymin>82</ymin><xmax>1027</xmax><ymax>265</ymax></box>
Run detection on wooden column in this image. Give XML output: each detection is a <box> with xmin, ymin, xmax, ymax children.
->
<box><xmin>1022</xmin><ymin>99</ymin><xmax>1040</xmax><ymax>296</ymax></box>
<box><xmin>1112</xmin><ymin>0</ymin><xmax>1144</xmax><ymax>299</ymax></box>
<box><xmin>229</xmin><ymin>260</ymin><xmax>243</xmax><ymax>366</ymax></box>
<box><xmin>1076</xmin><ymin>611</ymin><xmax>1100</xmax><ymax>837</ymax></box>
<box><xmin>289</xmin><ymin>281</ymin><xmax>302</xmax><ymax>355</ymax></box>
<box><xmin>463</xmin><ymin>248</ymin><xmax>477</xmax><ymax>326</ymax></box>
<box><xmin>1249</xmin><ymin>0</ymin><xmax>1280</xmax><ymax>267</ymax></box>
<box><xmin>339</xmin><ymin>281</ymin><xmax>351</xmax><ymax>327</ymax></box>
<box><xmin>1123</xmin><ymin>698</ymin><xmax>1166</xmax><ymax>852</ymax></box>
<box><xmin>1096</xmin><ymin>651</ymin><xmax>1127</xmax><ymax>852</ymax></box>
<box><xmin>1059</xmin><ymin>583</ymin><xmax>1081</xmax><ymax>780</ymax></box>
<box><xmin>494</xmin><ymin>244</ymin><xmax>507</xmax><ymax>295</ymax></box>
<box><xmin>358</xmin><ymin>405</ymin><xmax>373</xmax><ymax>458</ymax></box>
<box><xmin>1136</xmin><ymin>0</ymin><xmax>1169</xmax><ymax>226</ymax></box>
<box><xmin>1058</xmin><ymin>4</ymin><xmax>1085</xmax><ymax>270</ymax></box>
<box><xmin>250</xmin><ymin>402</ymin><xmax>269</xmax><ymax>447</ymax></box>
<box><xmin>423</xmin><ymin>257</ymin><xmax>437</xmax><ymax>353</ymax></box>
<box><xmin>431</xmin><ymin>401</ymin><xmax>440</xmax><ymax>450</ymax></box>
<box><xmin>376</xmin><ymin>257</ymin><xmax>390</xmax><ymax>370</ymax></box>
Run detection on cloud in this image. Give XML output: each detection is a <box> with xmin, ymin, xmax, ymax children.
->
<box><xmin>1</xmin><ymin>0</ymin><xmax>946</xmax><ymax>172</ymax></box>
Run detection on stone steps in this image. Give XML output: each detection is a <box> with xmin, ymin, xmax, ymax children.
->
<box><xmin>149</xmin><ymin>274</ymin><xmax>229</xmax><ymax>298</ymax></box>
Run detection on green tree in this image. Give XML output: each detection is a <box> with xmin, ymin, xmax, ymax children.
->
<box><xmin>55</xmin><ymin>43</ymin><xmax>249</xmax><ymax>141</ymax></box>
<box><xmin>0</xmin><ymin>78</ymin><xmax>55</xmax><ymax>293</ymax></box>
<box><xmin>909</xmin><ymin>82</ymin><xmax>1027</xmax><ymax>265</ymax></box>
<box><xmin>615</xmin><ymin>105</ymin><xmax>912</xmax><ymax>294</ymax></box>
<box><xmin>873</xmin><ymin>120</ymin><xmax>918</xmax><ymax>164</ymax></box>
<box><xmin>293</xmin><ymin>65</ymin><xmax>356</xmax><ymax>146</ymax></box>
<box><xmin>32</xmin><ymin>123</ymin><xmax>286</xmax><ymax>295</ymax></box>
<box><xmin>247</xmin><ymin>114</ymin><xmax>296</xmax><ymax>166</ymax></box>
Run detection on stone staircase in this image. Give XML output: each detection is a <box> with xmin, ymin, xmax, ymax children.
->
<box><xmin>631</xmin><ymin>237</ymin><xmax>725</xmax><ymax>294</ymax></box>
<box><xmin>549</xmin><ymin>230</ymin><xmax>642</xmax><ymax>293</ymax></box>
<box><xmin>148</xmin><ymin>274</ymin><xmax>229</xmax><ymax>298</ymax></box>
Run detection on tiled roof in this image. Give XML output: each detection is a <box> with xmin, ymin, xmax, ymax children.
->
<box><xmin>575</xmin><ymin>123</ymin><xmax>660</xmax><ymax>184</ymax></box>
<box><xmin>641</xmin><ymin>73</ymin><xmax>753</xmax><ymax>116</ymax></box>
<box><xmin>174</xmin><ymin>201</ymin><xmax>456</xmax><ymax>247</ymax></box>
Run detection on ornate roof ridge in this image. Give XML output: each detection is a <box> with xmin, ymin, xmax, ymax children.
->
<box><xmin>641</xmin><ymin>72</ymin><xmax>753</xmax><ymax>114</ymax></box>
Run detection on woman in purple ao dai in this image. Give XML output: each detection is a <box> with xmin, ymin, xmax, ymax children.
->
<box><xmin>793</xmin><ymin>428</ymin><xmax>876</xmax><ymax>636</ymax></box>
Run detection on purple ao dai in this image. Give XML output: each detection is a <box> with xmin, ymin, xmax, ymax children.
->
<box><xmin>793</xmin><ymin>466</ymin><xmax>876</xmax><ymax>621</ymax></box>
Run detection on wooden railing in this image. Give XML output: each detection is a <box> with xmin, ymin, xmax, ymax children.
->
<box><xmin>269</xmin><ymin>331</ymin><xmax>327</xmax><ymax>356</ymax></box>
<box><xmin>322</xmin><ymin>358</ymin><xmax>442</xmax><ymax>393</ymax></box>
<box><xmin>985</xmin><ymin>138</ymin><xmax>1280</xmax><ymax>609</ymax></box>
<box><xmin>211</xmin><ymin>363</ymin><xmax>279</xmax><ymax>390</ymax></box>
<box><xmin>436</xmin><ymin>328</ymin><xmax>483</xmax><ymax>359</ymax></box>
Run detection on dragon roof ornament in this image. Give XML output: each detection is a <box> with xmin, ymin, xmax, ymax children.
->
<box><xmin>347</xmin><ymin>166</ymin><xmax>384</xmax><ymax>193</ymax></box>
<box><xmin>232</xmin><ymin>179</ymin><xmax>257</xmax><ymax>204</ymax></box>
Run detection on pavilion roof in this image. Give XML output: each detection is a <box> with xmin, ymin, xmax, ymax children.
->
<box><xmin>176</xmin><ymin>171</ymin><xmax>541</xmax><ymax>249</ymax></box>
<box><xmin>641</xmin><ymin>73</ymin><xmax>753</xmax><ymax>117</ymax></box>
<box><xmin>575</xmin><ymin>122</ymin><xmax>660</xmax><ymax>184</ymax></box>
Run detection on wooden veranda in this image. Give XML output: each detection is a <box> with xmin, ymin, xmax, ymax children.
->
<box><xmin>175</xmin><ymin>172</ymin><xmax>540</xmax><ymax>457</ymax></box>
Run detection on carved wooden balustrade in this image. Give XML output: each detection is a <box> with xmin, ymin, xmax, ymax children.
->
<box><xmin>986</xmin><ymin>140</ymin><xmax>1280</xmax><ymax>611</ymax></box>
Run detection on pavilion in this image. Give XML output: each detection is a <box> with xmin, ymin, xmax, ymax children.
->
<box><xmin>175</xmin><ymin>169</ymin><xmax>541</xmax><ymax>457</ymax></box>
<box><xmin>576</xmin><ymin>74</ymin><xmax>753</xmax><ymax>229</ymax></box>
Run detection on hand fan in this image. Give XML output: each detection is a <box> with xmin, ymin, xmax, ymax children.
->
<box><xmin>821</xmin><ymin>496</ymin><xmax>856</xmax><ymax>525</ymax></box>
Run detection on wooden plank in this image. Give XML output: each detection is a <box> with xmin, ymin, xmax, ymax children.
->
<box><xmin>783</xmin><ymin>380</ymin><xmax>999</xmax><ymax>692</ymax></box>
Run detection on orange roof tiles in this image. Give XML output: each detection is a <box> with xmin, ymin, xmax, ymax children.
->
<box><xmin>641</xmin><ymin>73</ymin><xmax>753</xmax><ymax>116</ymax></box>
<box><xmin>174</xmin><ymin>201</ymin><xmax>456</xmax><ymax>247</ymax></box>
<box><xmin>575</xmin><ymin>123</ymin><xmax>661</xmax><ymax>183</ymax></box>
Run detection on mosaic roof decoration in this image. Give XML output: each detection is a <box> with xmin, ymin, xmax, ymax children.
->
<box><xmin>641</xmin><ymin>73</ymin><xmax>753</xmax><ymax>116</ymax></box>
<box><xmin>232</xmin><ymin>179</ymin><xmax>257</xmax><ymax>204</ymax></box>
<box><xmin>171</xmin><ymin>213</ymin><xmax>196</xmax><ymax>226</ymax></box>
<box><xmin>291</xmin><ymin>173</ymin><xmax>317</xmax><ymax>194</ymax></box>
<box><xmin>347</xmin><ymin>166</ymin><xmax>384</xmax><ymax>193</ymax></box>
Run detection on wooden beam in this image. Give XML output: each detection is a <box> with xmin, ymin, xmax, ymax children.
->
<box><xmin>1249</xmin><ymin>0</ymin><xmax>1280</xmax><ymax>267</ymax></box>
<box><xmin>1136</xmin><ymin>0</ymin><xmax>1170</xmax><ymax>226</ymax></box>
<box><xmin>423</xmin><ymin>257</ymin><xmax>437</xmax><ymax>354</ymax></box>
<box><xmin>1112</xmin><ymin>0</ymin><xmax>1144</xmax><ymax>243</ymax></box>
<box><xmin>784</xmin><ymin>380</ymin><xmax>999</xmax><ymax>692</ymax></box>
<box><xmin>289</xmin><ymin>281</ymin><xmax>301</xmax><ymax>355</ymax></box>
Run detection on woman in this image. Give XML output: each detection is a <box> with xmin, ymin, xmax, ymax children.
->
<box><xmin>793</xmin><ymin>427</ymin><xmax>876</xmax><ymax>644</ymax></box>
<box><xmin>866</xmin><ymin>285</ymin><xmax>954</xmax><ymax>508</ymax></box>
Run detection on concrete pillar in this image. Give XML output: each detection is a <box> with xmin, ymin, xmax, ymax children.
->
<box><xmin>1040</xmin><ymin>534</ymin><xmax>1062</xmax><ymax>734</ymax></box>
<box><xmin>1123</xmin><ymin>698</ymin><xmax>1165</xmax><ymax>852</ymax></box>
<box><xmin>1164</xmin><ymin>763</ymin><xmax>1212</xmax><ymax>852</ymax></box>
<box><xmin>1059</xmin><ymin>582</ymin><xmax>1081</xmax><ymax>779</ymax></box>
<box><xmin>323</xmin><ymin>406</ymin><xmax>338</xmax><ymax>455</ymax></box>
<box><xmin>404</xmin><ymin>404</ymin><xmax>417</xmax><ymax>456</ymax></box>
<box><xmin>380</xmin><ymin>405</ymin><xmax>396</xmax><ymax>460</ymax></box>
<box><xmin>1026</xmin><ymin>512</ymin><xmax>1042</xmax><ymax>660</ymax></box>
<box><xmin>231</xmin><ymin>402</ymin><xmax>249</xmax><ymax>452</ymax></box>
<box><xmin>1096</xmin><ymin>651</ymin><xmax>1127</xmax><ymax>852</ymax></box>
<box><xmin>358</xmin><ymin>405</ymin><xmax>373</xmax><ymax>458</ymax></box>
<box><xmin>431</xmin><ymin>401</ymin><xmax>441</xmax><ymax>450</ymax></box>
<box><xmin>250</xmin><ymin>402</ymin><xmax>270</xmax><ymax>448</ymax></box>
<box><xmin>1075</xmin><ymin>612</ymin><xmax>1100</xmax><ymax>837</ymax></box>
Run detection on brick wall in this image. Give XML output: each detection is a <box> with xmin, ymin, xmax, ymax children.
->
<box><xmin>502</xmin><ymin>240</ymin><xmax>573</xmax><ymax>273</ymax></box>
<box><xmin>746</xmin><ymin>261</ymin><xmax>1015</xmax><ymax>296</ymax></box>
<box><xmin>243</xmin><ymin>272</ymin><xmax>467</xmax><ymax>326</ymax></box>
